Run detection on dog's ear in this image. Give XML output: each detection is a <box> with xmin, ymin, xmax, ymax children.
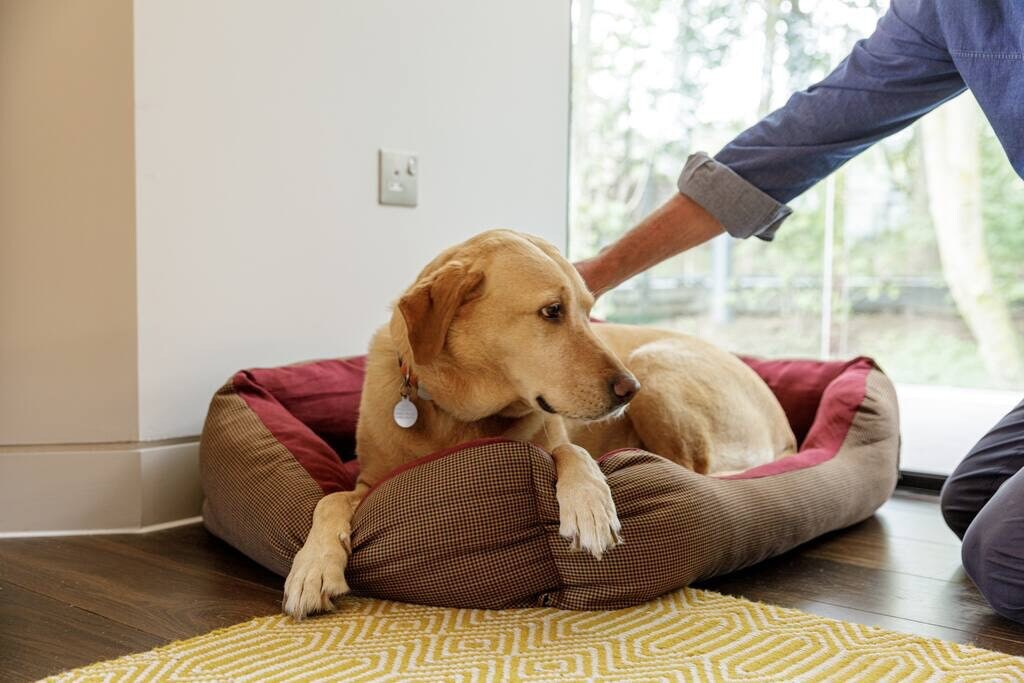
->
<box><xmin>398</xmin><ymin>260</ymin><xmax>484</xmax><ymax>365</ymax></box>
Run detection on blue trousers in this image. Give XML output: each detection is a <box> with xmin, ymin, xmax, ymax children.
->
<box><xmin>940</xmin><ymin>398</ymin><xmax>1024</xmax><ymax>623</ymax></box>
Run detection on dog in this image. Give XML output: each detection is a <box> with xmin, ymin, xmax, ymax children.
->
<box><xmin>283</xmin><ymin>229</ymin><xmax>796</xmax><ymax>619</ymax></box>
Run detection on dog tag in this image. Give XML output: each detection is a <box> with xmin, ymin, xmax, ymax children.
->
<box><xmin>393</xmin><ymin>397</ymin><xmax>418</xmax><ymax>428</ymax></box>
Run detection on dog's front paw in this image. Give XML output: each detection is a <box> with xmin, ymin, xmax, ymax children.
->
<box><xmin>283</xmin><ymin>534</ymin><xmax>351</xmax><ymax>620</ymax></box>
<box><xmin>555</xmin><ymin>466</ymin><xmax>623</xmax><ymax>560</ymax></box>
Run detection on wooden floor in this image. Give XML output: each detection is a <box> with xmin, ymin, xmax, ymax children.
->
<box><xmin>2</xmin><ymin>490</ymin><xmax>1023</xmax><ymax>681</ymax></box>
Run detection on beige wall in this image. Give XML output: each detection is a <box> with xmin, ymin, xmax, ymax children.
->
<box><xmin>0</xmin><ymin>0</ymin><xmax>138</xmax><ymax>445</ymax></box>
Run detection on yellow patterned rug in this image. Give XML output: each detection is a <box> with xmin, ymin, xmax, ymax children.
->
<box><xmin>47</xmin><ymin>588</ymin><xmax>1023</xmax><ymax>682</ymax></box>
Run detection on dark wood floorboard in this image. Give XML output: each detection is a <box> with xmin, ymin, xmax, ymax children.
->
<box><xmin>0</xmin><ymin>581</ymin><xmax>164</xmax><ymax>682</ymax></box>
<box><xmin>2</xmin><ymin>491</ymin><xmax>1023</xmax><ymax>681</ymax></box>
<box><xmin>0</xmin><ymin>535</ymin><xmax>281</xmax><ymax>642</ymax></box>
<box><xmin>800</xmin><ymin>517</ymin><xmax>965</xmax><ymax>581</ymax></box>
<box><xmin>100</xmin><ymin>523</ymin><xmax>283</xmax><ymax>591</ymax></box>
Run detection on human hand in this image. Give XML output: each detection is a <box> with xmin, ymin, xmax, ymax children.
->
<box><xmin>574</xmin><ymin>256</ymin><xmax>610</xmax><ymax>299</ymax></box>
<box><xmin>573</xmin><ymin>194</ymin><xmax>724</xmax><ymax>301</ymax></box>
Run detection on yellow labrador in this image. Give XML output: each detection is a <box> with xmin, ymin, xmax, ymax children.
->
<box><xmin>283</xmin><ymin>229</ymin><xmax>795</xmax><ymax>619</ymax></box>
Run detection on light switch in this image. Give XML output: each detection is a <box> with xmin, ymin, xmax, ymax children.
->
<box><xmin>379</xmin><ymin>149</ymin><xmax>418</xmax><ymax>207</ymax></box>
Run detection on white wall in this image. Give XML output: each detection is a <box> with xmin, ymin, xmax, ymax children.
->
<box><xmin>133</xmin><ymin>1</ymin><xmax>571</xmax><ymax>439</ymax></box>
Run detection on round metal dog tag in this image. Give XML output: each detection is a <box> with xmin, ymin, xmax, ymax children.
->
<box><xmin>393</xmin><ymin>397</ymin><xmax>418</xmax><ymax>428</ymax></box>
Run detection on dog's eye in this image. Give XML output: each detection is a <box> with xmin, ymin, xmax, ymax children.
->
<box><xmin>540</xmin><ymin>303</ymin><xmax>563</xmax><ymax>321</ymax></box>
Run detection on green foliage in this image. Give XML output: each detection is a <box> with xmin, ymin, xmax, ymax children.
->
<box><xmin>981</xmin><ymin>129</ymin><xmax>1024</xmax><ymax>307</ymax></box>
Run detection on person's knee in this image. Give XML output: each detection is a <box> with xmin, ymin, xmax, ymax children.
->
<box><xmin>939</xmin><ymin>475</ymin><xmax>973</xmax><ymax>539</ymax></box>
<box><xmin>961</xmin><ymin>516</ymin><xmax>1024</xmax><ymax>623</ymax></box>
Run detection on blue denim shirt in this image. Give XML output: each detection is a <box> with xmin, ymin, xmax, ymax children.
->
<box><xmin>678</xmin><ymin>0</ymin><xmax>1024</xmax><ymax>240</ymax></box>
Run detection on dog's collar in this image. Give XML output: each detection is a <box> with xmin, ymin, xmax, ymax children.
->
<box><xmin>397</xmin><ymin>355</ymin><xmax>418</xmax><ymax>398</ymax></box>
<box><xmin>397</xmin><ymin>355</ymin><xmax>431</xmax><ymax>401</ymax></box>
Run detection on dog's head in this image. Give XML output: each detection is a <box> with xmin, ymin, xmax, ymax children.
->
<box><xmin>390</xmin><ymin>229</ymin><xmax>639</xmax><ymax>422</ymax></box>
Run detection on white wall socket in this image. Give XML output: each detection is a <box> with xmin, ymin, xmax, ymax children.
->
<box><xmin>378</xmin><ymin>149</ymin><xmax>418</xmax><ymax>207</ymax></box>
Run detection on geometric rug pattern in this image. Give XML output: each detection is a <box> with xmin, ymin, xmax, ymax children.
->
<box><xmin>45</xmin><ymin>588</ymin><xmax>1024</xmax><ymax>682</ymax></box>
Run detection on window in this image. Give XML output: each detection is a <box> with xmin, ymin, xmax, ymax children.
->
<box><xmin>570</xmin><ymin>0</ymin><xmax>1024</xmax><ymax>475</ymax></box>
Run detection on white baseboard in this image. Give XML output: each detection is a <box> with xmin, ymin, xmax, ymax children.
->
<box><xmin>0</xmin><ymin>516</ymin><xmax>203</xmax><ymax>539</ymax></box>
<box><xmin>0</xmin><ymin>439</ymin><xmax>202</xmax><ymax>536</ymax></box>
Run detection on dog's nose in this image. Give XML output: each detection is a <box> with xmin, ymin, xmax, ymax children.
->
<box><xmin>610</xmin><ymin>374</ymin><xmax>640</xmax><ymax>404</ymax></box>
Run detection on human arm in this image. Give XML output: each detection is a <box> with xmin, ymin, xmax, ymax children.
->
<box><xmin>575</xmin><ymin>193</ymin><xmax>724</xmax><ymax>298</ymax></box>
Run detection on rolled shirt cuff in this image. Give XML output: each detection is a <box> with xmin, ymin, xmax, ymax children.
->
<box><xmin>676</xmin><ymin>152</ymin><xmax>792</xmax><ymax>241</ymax></box>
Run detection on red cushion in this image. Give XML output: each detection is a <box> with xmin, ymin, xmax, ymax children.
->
<box><xmin>231</xmin><ymin>360</ymin><xmax>364</xmax><ymax>494</ymax></box>
<box><xmin>243</xmin><ymin>357</ymin><xmax>366</xmax><ymax>458</ymax></box>
<box><xmin>727</xmin><ymin>357</ymin><xmax>875</xmax><ymax>479</ymax></box>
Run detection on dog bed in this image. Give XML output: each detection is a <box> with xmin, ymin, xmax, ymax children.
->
<box><xmin>200</xmin><ymin>355</ymin><xmax>899</xmax><ymax>610</ymax></box>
